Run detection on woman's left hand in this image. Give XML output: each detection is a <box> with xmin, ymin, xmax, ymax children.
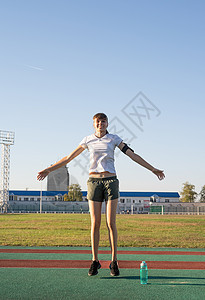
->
<box><xmin>152</xmin><ymin>168</ymin><xmax>165</xmax><ymax>180</ymax></box>
<box><xmin>37</xmin><ymin>169</ymin><xmax>50</xmax><ymax>181</ymax></box>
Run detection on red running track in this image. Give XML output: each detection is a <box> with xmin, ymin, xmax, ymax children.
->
<box><xmin>1</xmin><ymin>248</ymin><xmax>204</xmax><ymax>269</ymax></box>
<box><xmin>0</xmin><ymin>259</ymin><xmax>205</xmax><ymax>269</ymax></box>
<box><xmin>0</xmin><ymin>249</ymin><xmax>205</xmax><ymax>255</ymax></box>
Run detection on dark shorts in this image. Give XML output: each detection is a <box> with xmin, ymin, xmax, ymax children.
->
<box><xmin>87</xmin><ymin>176</ymin><xmax>119</xmax><ymax>202</ymax></box>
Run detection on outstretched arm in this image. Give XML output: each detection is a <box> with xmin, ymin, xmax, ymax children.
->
<box><xmin>37</xmin><ymin>145</ymin><xmax>85</xmax><ymax>181</ymax></box>
<box><xmin>118</xmin><ymin>142</ymin><xmax>165</xmax><ymax>180</ymax></box>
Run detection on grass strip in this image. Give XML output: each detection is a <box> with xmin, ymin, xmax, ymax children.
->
<box><xmin>0</xmin><ymin>214</ymin><xmax>204</xmax><ymax>248</ymax></box>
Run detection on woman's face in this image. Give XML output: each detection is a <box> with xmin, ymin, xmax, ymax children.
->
<box><xmin>93</xmin><ymin>118</ymin><xmax>108</xmax><ymax>132</ymax></box>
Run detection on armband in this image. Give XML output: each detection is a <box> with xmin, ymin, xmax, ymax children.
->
<box><xmin>121</xmin><ymin>143</ymin><xmax>134</xmax><ymax>154</ymax></box>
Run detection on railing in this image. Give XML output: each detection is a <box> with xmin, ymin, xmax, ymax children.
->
<box><xmin>149</xmin><ymin>211</ymin><xmax>205</xmax><ymax>215</ymax></box>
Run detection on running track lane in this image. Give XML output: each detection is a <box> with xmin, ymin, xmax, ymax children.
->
<box><xmin>1</xmin><ymin>249</ymin><xmax>204</xmax><ymax>269</ymax></box>
<box><xmin>0</xmin><ymin>260</ymin><xmax>205</xmax><ymax>269</ymax></box>
<box><xmin>1</xmin><ymin>249</ymin><xmax>205</xmax><ymax>255</ymax></box>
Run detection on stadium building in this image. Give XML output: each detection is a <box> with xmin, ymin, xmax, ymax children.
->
<box><xmin>7</xmin><ymin>190</ymin><xmax>205</xmax><ymax>214</ymax></box>
<box><xmin>47</xmin><ymin>165</ymin><xmax>69</xmax><ymax>191</ymax></box>
<box><xmin>7</xmin><ymin>190</ymin><xmax>183</xmax><ymax>214</ymax></box>
<box><xmin>6</xmin><ymin>167</ymin><xmax>205</xmax><ymax>214</ymax></box>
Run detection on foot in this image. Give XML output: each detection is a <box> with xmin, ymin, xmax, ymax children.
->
<box><xmin>109</xmin><ymin>260</ymin><xmax>120</xmax><ymax>276</ymax></box>
<box><xmin>88</xmin><ymin>260</ymin><xmax>101</xmax><ymax>276</ymax></box>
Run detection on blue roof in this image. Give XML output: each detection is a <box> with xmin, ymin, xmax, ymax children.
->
<box><xmin>9</xmin><ymin>190</ymin><xmax>68</xmax><ymax>196</ymax></box>
<box><xmin>9</xmin><ymin>190</ymin><xmax>179</xmax><ymax>198</ymax></box>
<box><xmin>119</xmin><ymin>192</ymin><xmax>180</xmax><ymax>198</ymax></box>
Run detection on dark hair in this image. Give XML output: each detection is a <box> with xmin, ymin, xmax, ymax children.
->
<box><xmin>93</xmin><ymin>113</ymin><xmax>108</xmax><ymax>121</ymax></box>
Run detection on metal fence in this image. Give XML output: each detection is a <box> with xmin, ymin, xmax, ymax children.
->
<box><xmin>4</xmin><ymin>201</ymin><xmax>205</xmax><ymax>215</ymax></box>
<box><xmin>6</xmin><ymin>201</ymin><xmax>89</xmax><ymax>214</ymax></box>
<box><xmin>150</xmin><ymin>204</ymin><xmax>205</xmax><ymax>215</ymax></box>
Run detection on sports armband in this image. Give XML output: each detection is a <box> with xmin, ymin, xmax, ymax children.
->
<box><xmin>121</xmin><ymin>143</ymin><xmax>134</xmax><ymax>154</ymax></box>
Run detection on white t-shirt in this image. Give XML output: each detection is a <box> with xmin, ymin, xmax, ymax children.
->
<box><xmin>79</xmin><ymin>133</ymin><xmax>123</xmax><ymax>174</ymax></box>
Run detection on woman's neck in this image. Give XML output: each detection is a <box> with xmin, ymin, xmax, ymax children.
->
<box><xmin>95</xmin><ymin>130</ymin><xmax>107</xmax><ymax>138</ymax></box>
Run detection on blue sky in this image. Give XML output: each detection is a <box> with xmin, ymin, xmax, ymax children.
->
<box><xmin>0</xmin><ymin>0</ymin><xmax>205</xmax><ymax>196</ymax></box>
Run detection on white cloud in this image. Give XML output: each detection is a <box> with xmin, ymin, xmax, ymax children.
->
<box><xmin>25</xmin><ymin>65</ymin><xmax>44</xmax><ymax>71</ymax></box>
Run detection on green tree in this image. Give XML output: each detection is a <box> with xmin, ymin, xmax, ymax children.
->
<box><xmin>64</xmin><ymin>184</ymin><xmax>83</xmax><ymax>201</ymax></box>
<box><xmin>63</xmin><ymin>194</ymin><xmax>69</xmax><ymax>201</ymax></box>
<box><xmin>180</xmin><ymin>182</ymin><xmax>197</xmax><ymax>203</ymax></box>
<box><xmin>199</xmin><ymin>185</ymin><xmax>205</xmax><ymax>203</ymax></box>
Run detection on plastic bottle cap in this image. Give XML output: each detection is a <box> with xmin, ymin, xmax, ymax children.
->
<box><xmin>140</xmin><ymin>261</ymin><xmax>147</xmax><ymax>267</ymax></box>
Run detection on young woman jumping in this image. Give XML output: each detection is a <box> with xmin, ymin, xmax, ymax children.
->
<box><xmin>37</xmin><ymin>112</ymin><xmax>165</xmax><ymax>276</ymax></box>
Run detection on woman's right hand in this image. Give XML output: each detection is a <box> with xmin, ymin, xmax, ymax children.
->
<box><xmin>152</xmin><ymin>168</ymin><xmax>165</xmax><ymax>180</ymax></box>
<box><xmin>37</xmin><ymin>169</ymin><xmax>50</xmax><ymax>181</ymax></box>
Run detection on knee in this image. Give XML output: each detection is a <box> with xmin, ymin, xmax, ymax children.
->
<box><xmin>106</xmin><ymin>220</ymin><xmax>116</xmax><ymax>231</ymax></box>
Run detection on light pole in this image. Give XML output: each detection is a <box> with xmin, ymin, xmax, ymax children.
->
<box><xmin>40</xmin><ymin>181</ymin><xmax>42</xmax><ymax>213</ymax></box>
<box><xmin>0</xmin><ymin>130</ymin><xmax>15</xmax><ymax>213</ymax></box>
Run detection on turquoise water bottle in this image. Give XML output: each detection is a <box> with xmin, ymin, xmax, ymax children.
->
<box><xmin>140</xmin><ymin>261</ymin><xmax>148</xmax><ymax>284</ymax></box>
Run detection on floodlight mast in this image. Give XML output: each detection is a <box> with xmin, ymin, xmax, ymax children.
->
<box><xmin>0</xmin><ymin>130</ymin><xmax>15</xmax><ymax>213</ymax></box>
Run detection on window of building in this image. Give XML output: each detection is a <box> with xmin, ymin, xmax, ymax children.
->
<box><xmin>9</xmin><ymin>195</ymin><xmax>17</xmax><ymax>201</ymax></box>
<box><xmin>165</xmin><ymin>199</ymin><xmax>170</xmax><ymax>203</ymax></box>
<box><xmin>126</xmin><ymin>199</ymin><xmax>131</xmax><ymax>203</ymax></box>
<box><xmin>132</xmin><ymin>200</ymin><xmax>135</xmax><ymax>203</ymax></box>
<box><xmin>24</xmin><ymin>197</ymin><xmax>29</xmax><ymax>201</ymax></box>
<box><xmin>55</xmin><ymin>195</ymin><xmax>62</xmax><ymax>201</ymax></box>
<box><xmin>120</xmin><ymin>199</ymin><xmax>125</xmax><ymax>203</ymax></box>
<box><xmin>30</xmin><ymin>198</ymin><xmax>34</xmax><ymax>201</ymax></box>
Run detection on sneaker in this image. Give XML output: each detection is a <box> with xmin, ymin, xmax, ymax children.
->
<box><xmin>109</xmin><ymin>261</ymin><xmax>120</xmax><ymax>276</ymax></box>
<box><xmin>88</xmin><ymin>260</ymin><xmax>101</xmax><ymax>276</ymax></box>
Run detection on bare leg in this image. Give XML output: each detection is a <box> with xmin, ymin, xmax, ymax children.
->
<box><xmin>105</xmin><ymin>198</ymin><xmax>118</xmax><ymax>261</ymax></box>
<box><xmin>89</xmin><ymin>200</ymin><xmax>102</xmax><ymax>261</ymax></box>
